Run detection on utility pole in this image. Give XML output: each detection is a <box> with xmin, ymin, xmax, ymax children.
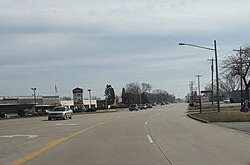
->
<box><xmin>208</xmin><ymin>58</ymin><xmax>214</xmax><ymax>105</ymax></box>
<box><xmin>214</xmin><ymin>40</ymin><xmax>220</xmax><ymax>112</ymax></box>
<box><xmin>189</xmin><ymin>81</ymin><xmax>195</xmax><ymax>104</ymax></box>
<box><xmin>195</xmin><ymin>75</ymin><xmax>202</xmax><ymax>113</ymax></box>
<box><xmin>239</xmin><ymin>47</ymin><xmax>243</xmax><ymax>106</ymax></box>
<box><xmin>31</xmin><ymin>88</ymin><xmax>37</xmax><ymax>109</ymax></box>
<box><xmin>233</xmin><ymin>47</ymin><xmax>244</xmax><ymax>106</ymax></box>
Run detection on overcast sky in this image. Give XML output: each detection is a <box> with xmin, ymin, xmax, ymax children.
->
<box><xmin>1</xmin><ymin>0</ymin><xmax>250</xmax><ymax>99</ymax></box>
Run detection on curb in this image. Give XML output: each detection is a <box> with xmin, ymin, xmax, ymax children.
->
<box><xmin>187</xmin><ymin>113</ymin><xmax>210</xmax><ymax>124</ymax></box>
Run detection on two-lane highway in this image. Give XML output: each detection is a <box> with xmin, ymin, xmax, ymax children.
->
<box><xmin>1</xmin><ymin>104</ymin><xmax>250</xmax><ymax>165</ymax></box>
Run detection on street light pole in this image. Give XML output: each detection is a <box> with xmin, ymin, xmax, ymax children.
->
<box><xmin>88</xmin><ymin>89</ymin><xmax>91</xmax><ymax>109</ymax></box>
<box><xmin>31</xmin><ymin>88</ymin><xmax>36</xmax><ymax>108</ymax></box>
<box><xmin>179</xmin><ymin>40</ymin><xmax>220</xmax><ymax>112</ymax></box>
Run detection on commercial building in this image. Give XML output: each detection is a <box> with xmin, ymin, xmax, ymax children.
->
<box><xmin>61</xmin><ymin>99</ymin><xmax>97</xmax><ymax>110</ymax></box>
<box><xmin>0</xmin><ymin>96</ymin><xmax>60</xmax><ymax>114</ymax></box>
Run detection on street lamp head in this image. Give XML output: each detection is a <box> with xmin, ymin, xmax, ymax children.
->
<box><xmin>178</xmin><ymin>43</ymin><xmax>185</xmax><ymax>46</ymax></box>
<box><xmin>88</xmin><ymin>89</ymin><xmax>91</xmax><ymax>92</ymax></box>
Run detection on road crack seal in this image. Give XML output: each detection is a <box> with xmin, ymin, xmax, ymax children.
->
<box><xmin>146</xmin><ymin>122</ymin><xmax>173</xmax><ymax>165</ymax></box>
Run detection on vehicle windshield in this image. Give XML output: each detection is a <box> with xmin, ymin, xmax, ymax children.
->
<box><xmin>52</xmin><ymin>108</ymin><xmax>65</xmax><ymax>111</ymax></box>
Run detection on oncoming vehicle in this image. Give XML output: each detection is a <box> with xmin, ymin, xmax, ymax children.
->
<box><xmin>139</xmin><ymin>104</ymin><xmax>147</xmax><ymax>110</ymax></box>
<box><xmin>48</xmin><ymin>106</ymin><xmax>73</xmax><ymax>120</ymax></box>
<box><xmin>129</xmin><ymin>104</ymin><xmax>138</xmax><ymax>111</ymax></box>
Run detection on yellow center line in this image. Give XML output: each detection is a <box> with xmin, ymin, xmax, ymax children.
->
<box><xmin>12</xmin><ymin>119</ymin><xmax>115</xmax><ymax>165</ymax></box>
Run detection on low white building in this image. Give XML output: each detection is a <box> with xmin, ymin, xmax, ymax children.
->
<box><xmin>201</xmin><ymin>96</ymin><xmax>209</xmax><ymax>103</ymax></box>
<box><xmin>61</xmin><ymin>100</ymin><xmax>97</xmax><ymax>108</ymax></box>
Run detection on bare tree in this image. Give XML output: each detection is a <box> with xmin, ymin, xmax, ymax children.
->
<box><xmin>125</xmin><ymin>82</ymin><xmax>142</xmax><ymax>104</ymax></box>
<box><xmin>124</xmin><ymin>82</ymin><xmax>153</xmax><ymax>104</ymax></box>
<box><xmin>151</xmin><ymin>89</ymin><xmax>174</xmax><ymax>103</ymax></box>
<box><xmin>141</xmin><ymin>82</ymin><xmax>152</xmax><ymax>93</ymax></box>
<box><xmin>222</xmin><ymin>47</ymin><xmax>250</xmax><ymax>100</ymax></box>
<box><xmin>126</xmin><ymin>82</ymin><xmax>142</xmax><ymax>95</ymax></box>
<box><xmin>219</xmin><ymin>74</ymin><xmax>239</xmax><ymax>95</ymax></box>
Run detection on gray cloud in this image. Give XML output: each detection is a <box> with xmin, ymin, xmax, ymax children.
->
<box><xmin>1</xmin><ymin>0</ymin><xmax>250</xmax><ymax>97</ymax></box>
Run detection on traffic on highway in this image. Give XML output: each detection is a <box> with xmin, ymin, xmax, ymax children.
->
<box><xmin>1</xmin><ymin>104</ymin><xmax>250</xmax><ymax>165</ymax></box>
<box><xmin>1</xmin><ymin>1</ymin><xmax>250</xmax><ymax>165</ymax></box>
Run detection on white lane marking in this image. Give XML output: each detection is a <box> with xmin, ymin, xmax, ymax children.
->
<box><xmin>56</xmin><ymin>123</ymin><xmax>78</xmax><ymax>126</ymax></box>
<box><xmin>147</xmin><ymin>135</ymin><xmax>154</xmax><ymax>144</ymax></box>
<box><xmin>0</xmin><ymin>135</ymin><xmax>38</xmax><ymax>139</ymax></box>
<box><xmin>145</xmin><ymin>122</ymin><xmax>148</xmax><ymax>125</ymax></box>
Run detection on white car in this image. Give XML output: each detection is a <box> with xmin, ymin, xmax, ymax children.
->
<box><xmin>224</xmin><ymin>98</ymin><xmax>230</xmax><ymax>103</ymax></box>
<box><xmin>48</xmin><ymin>106</ymin><xmax>73</xmax><ymax>120</ymax></box>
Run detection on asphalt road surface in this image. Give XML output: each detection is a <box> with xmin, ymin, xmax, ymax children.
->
<box><xmin>215</xmin><ymin>122</ymin><xmax>250</xmax><ymax>134</ymax></box>
<box><xmin>1</xmin><ymin>104</ymin><xmax>250</xmax><ymax>165</ymax></box>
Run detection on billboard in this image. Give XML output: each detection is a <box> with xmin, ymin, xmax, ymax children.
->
<box><xmin>73</xmin><ymin>88</ymin><xmax>83</xmax><ymax>106</ymax></box>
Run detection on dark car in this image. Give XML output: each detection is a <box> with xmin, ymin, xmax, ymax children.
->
<box><xmin>146</xmin><ymin>103</ymin><xmax>153</xmax><ymax>108</ymax></box>
<box><xmin>35</xmin><ymin>109</ymin><xmax>47</xmax><ymax>115</ymax></box>
<box><xmin>129</xmin><ymin>104</ymin><xmax>138</xmax><ymax>111</ymax></box>
<box><xmin>0</xmin><ymin>112</ymin><xmax>7</xmax><ymax>118</ymax></box>
<box><xmin>18</xmin><ymin>109</ymin><xmax>37</xmax><ymax>117</ymax></box>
